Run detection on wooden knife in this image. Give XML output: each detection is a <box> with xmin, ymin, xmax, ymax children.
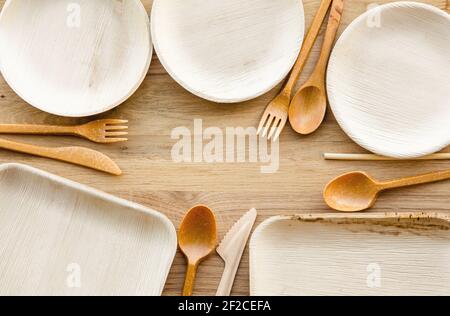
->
<box><xmin>0</xmin><ymin>137</ymin><xmax>122</xmax><ymax>175</ymax></box>
<box><xmin>216</xmin><ymin>208</ymin><xmax>258</xmax><ymax>296</ymax></box>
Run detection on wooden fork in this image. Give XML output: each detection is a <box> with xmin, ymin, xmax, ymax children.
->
<box><xmin>0</xmin><ymin>119</ymin><xmax>128</xmax><ymax>143</ymax></box>
<box><xmin>257</xmin><ymin>0</ymin><xmax>333</xmax><ymax>140</ymax></box>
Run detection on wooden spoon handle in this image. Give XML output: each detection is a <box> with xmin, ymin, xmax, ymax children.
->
<box><xmin>0</xmin><ymin>124</ymin><xmax>76</xmax><ymax>135</ymax></box>
<box><xmin>183</xmin><ymin>263</ymin><xmax>198</xmax><ymax>296</ymax></box>
<box><xmin>0</xmin><ymin>138</ymin><xmax>121</xmax><ymax>175</ymax></box>
<box><xmin>380</xmin><ymin>169</ymin><xmax>450</xmax><ymax>190</ymax></box>
<box><xmin>283</xmin><ymin>0</ymin><xmax>333</xmax><ymax>95</ymax></box>
<box><xmin>313</xmin><ymin>0</ymin><xmax>345</xmax><ymax>77</ymax></box>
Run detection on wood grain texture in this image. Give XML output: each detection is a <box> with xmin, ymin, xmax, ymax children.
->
<box><xmin>0</xmin><ymin>163</ymin><xmax>177</xmax><ymax>296</ymax></box>
<box><xmin>0</xmin><ymin>0</ymin><xmax>448</xmax><ymax>296</ymax></box>
<box><xmin>250</xmin><ymin>213</ymin><xmax>450</xmax><ymax>295</ymax></box>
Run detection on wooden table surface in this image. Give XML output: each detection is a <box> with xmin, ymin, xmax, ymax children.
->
<box><xmin>0</xmin><ymin>0</ymin><xmax>448</xmax><ymax>296</ymax></box>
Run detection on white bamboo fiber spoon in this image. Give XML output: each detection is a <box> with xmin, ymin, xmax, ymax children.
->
<box><xmin>0</xmin><ymin>0</ymin><xmax>152</xmax><ymax>117</ymax></box>
<box><xmin>151</xmin><ymin>0</ymin><xmax>305</xmax><ymax>103</ymax></box>
<box><xmin>327</xmin><ymin>2</ymin><xmax>450</xmax><ymax>158</ymax></box>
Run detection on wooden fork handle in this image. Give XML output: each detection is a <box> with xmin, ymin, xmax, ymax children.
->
<box><xmin>0</xmin><ymin>138</ymin><xmax>121</xmax><ymax>175</ymax></box>
<box><xmin>183</xmin><ymin>263</ymin><xmax>198</xmax><ymax>296</ymax></box>
<box><xmin>380</xmin><ymin>169</ymin><xmax>450</xmax><ymax>190</ymax></box>
<box><xmin>284</xmin><ymin>0</ymin><xmax>333</xmax><ymax>95</ymax></box>
<box><xmin>0</xmin><ymin>124</ymin><xmax>76</xmax><ymax>135</ymax></box>
<box><xmin>314</xmin><ymin>0</ymin><xmax>345</xmax><ymax>77</ymax></box>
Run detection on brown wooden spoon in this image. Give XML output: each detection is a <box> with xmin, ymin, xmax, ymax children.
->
<box><xmin>178</xmin><ymin>205</ymin><xmax>217</xmax><ymax>296</ymax></box>
<box><xmin>289</xmin><ymin>0</ymin><xmax>345</xmax><ymax>135</ymax></box>
<box><xmin>324</xmin><ymin>169</ymin><xmax>450</xmax><ymax>212</ymax></box>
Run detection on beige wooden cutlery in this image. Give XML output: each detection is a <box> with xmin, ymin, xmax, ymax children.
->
<box><xmin>324</xmin><ymin>153</ymin><xmax>450</xmax><ymax>161</ymax></box>
<box><xmin>178</xmin><ymin>205</ymin><xmax>217</xmax><ymax>296</ymax></box>
<box><xmin>289</xmin><ymin>0</ymin><xmax>345</xmax><ymax>135</ymax></box>
<box><xmin>0</xmin><ymin>138</ymin><xmax>121</xmax><ymax>175</ymax></box>
<box><xmin>0</xmin><ymin>119</ymin><xmax>128</xmax><ymax>143</ymax></box>
<box><xmin>324</xmin><ymin>169</ymin><xmax>450</xmax><ymax>212</ymax></box>
<box><xmin>216</xmin><ymin>208</ymin><xmax>257</xmax><ymax>296</ymax></box>
<box><xmin>257</xmin><ymin>0</ymin><xmax>333</xmax><ymax>140</ymax></box>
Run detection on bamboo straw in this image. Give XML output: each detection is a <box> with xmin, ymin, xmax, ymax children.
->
<box><xmin>323</xmin><ymin>153</ymin><xmax>450</xmax><ymax>161</ymax></box>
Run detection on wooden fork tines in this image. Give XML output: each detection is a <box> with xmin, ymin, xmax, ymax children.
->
<box><xmin>78</xmin><ymin>119</ymin><xmax>129</xmax><ymax>143</ymax></box>
<box><xmin>257</xmin><ymin>92</ymin><xmax>290</xmax><ymax>140</ymax></box>
<box><xmin>0</xmin><ymin>119</ymin><xmax>129</xmax><ymax>144</ymax></box>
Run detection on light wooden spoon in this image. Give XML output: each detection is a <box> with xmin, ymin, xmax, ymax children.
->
<box><xmin>289</xmin><ymin>0</ymin><xmax>345</xmax><ymax>135</ymax></box>
<box><xmin>178</xmin><ymin>205</ymin><xmax>217</xmax><ymax>296</ymax></box>
<box><xmin>324</xmin><ymin>169</ymin><xmax>450</xmax><ymax>212</ymax></box>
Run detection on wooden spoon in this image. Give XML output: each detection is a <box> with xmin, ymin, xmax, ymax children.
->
<box><xmin>178</xmin><ymin>205</ymin><xmax>217</xmax><ymax>296</ymax></box>
<box><xmin>289</xmin><ymin>0</ymin><xmax>345</xmax><ymax>135</ymax></box>
<box><xmin>324</xmin><ymin>169</ymin><xmax>450</xmax><ymax>212</ymax></box>
<box><xmin>256</xmin><ymin>0</ymin><xmax>333</xmax><ymax>140</ymax></box>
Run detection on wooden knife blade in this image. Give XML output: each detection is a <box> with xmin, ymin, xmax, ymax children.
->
<box><xmin>216</xmin><ymin>208</ymin><xmax>257</xmax><ymax>296</ymax></box>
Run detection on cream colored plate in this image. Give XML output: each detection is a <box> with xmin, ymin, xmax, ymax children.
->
<box><xmin>0</xmin><ymin>0</ymin><xmax>152</xmax><ymax>117</ymax></box>
<box><xmin>250</xmin><ymin>213</ymin><xmax>450</xmax><ymax>296</ymax></box>
<box><xmin>151</xmin><ymin>0</ymin><xmax>305</xmax><ymax>103</ymax></box>
<box><xmin>0</xmin><ymin>163</ymin><xmax>177</xmax><ymax>296</ymax></box>
<box><xmin>327</xmin><ymin>2</ymin><xmax>450</xmax><ymax>158</ymax></box>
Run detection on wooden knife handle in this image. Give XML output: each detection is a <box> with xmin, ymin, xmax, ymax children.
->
<box><xmin>216</xmin><ymin>260</ymin><xmax>240</xmax><ymax>296</ymax></box>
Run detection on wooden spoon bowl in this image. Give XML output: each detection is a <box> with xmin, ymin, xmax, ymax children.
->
<box><xmin>178</xmin><ymin>205</ymin><xmax>217</xmax><ymax>296</ymax></box>
<box><xmin>289</xmin><ymin>85</ymin><xmax>327</xmax><ymax>135</ymax></box>
<box><xmin>324</xmin><ymin>172</ymin><xmax>380</xmax><ymax>212</ymax></box>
